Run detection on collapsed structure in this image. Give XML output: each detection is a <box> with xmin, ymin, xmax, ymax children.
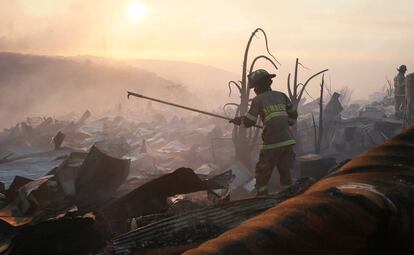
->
<box><xmin>0</xmin><ymin>86</ymin><xmax>411</xmax><ymax>254</ymax></box>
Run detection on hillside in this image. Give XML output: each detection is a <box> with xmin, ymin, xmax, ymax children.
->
<box><xmin>127</xmin><ymin>59</ymin><xmax>238</xmax><ymax>90</ymax></box>
<box><xmin>0</xmin><ymin>53</ymin><xmax>198</xmax><ymax>129</ymax></box>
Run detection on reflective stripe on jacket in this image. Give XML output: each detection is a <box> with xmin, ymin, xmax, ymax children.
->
<box><xmin>242</xmin><ymin>90</ymin><xmax>298</xmax><ymax>149</ymax></box>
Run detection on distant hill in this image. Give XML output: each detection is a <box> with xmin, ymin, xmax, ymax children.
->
<box><xmin>0</xmin><ymin>53</ymin><xmax>241</xmax><ymax>129</ymax></box>
<box><xmin>0</xmin><ymin>53</ymin><xmax>198</xmax><ymax>129</ymax></box>
<box><xmin>126</xmin><ymin>59</ymin><xmax>239</xmax><ymax>90</ymax></box>
<box><xmin>125</xmin><ymin>59</ymin><xmax>241</xmax><ymax>114</ymax></box>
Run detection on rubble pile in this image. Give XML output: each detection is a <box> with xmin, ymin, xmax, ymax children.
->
<box><xmin>184</xmin><ymin>124</ymin><xmax>414</xmax><ymax>255</ymax></box>
<box><xmin>0</xmin><ymin>90</ymin><xmax>407</xmax><ymax>254</ymax></box>
<box><xmin>111</xmin><ymin>177</ymin><xmax>314</xmax><ymax>255</ymax></box>
<box><xmin>0</xmin><ymin>109</ymin><xmax>271</xmax><ymax>254</ymax></box>
<box><xmin>296</xmin><ymin>91</ymin><xmax>402</xmax><ymax>158</ymax></box>
<box><xmin>0</xmin><ymin>110</ymin><xmax>235</xmax><ymax>185</ymax></box>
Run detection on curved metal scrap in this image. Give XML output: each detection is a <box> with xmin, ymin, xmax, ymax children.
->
<box><xmin>110</xmin><ymin>178</ymin><xmax>314</xmax><ymax>255</ymax></box>
<box><xmin>185</xmin><ymin>125</ymin><xmax>414</xmax><ymax>254</ymax></box>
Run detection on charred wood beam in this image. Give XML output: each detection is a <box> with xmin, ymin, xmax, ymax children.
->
<box><xmin>316</xmin><ymin>74</ymin><xmax>324</xmax><ymax>153</ymax></box>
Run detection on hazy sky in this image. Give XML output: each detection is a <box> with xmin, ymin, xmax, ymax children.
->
<box><xmin>1</xmin><ymin>0</ymin><xmax>413</xmax><ymax>99</ymax></box>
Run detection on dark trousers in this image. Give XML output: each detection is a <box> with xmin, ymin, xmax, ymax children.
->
<box><xmin>255</xmin><ymin>145</ymin><xmax>295</xmax><ymax>190</ymax></box>
<box><xmin>395</xmin><ymin>96</ymin><xmax>405</xmax><ymax>118</ymax></box>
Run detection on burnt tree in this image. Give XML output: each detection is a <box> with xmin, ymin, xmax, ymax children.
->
<box><xmin>287</xmin><ymin>58</ymin><xmax>328</xmax><ymax>154</ymax></box>
<box><xmin>316</xmin><ymin>74</ymin><xmax>325</xmax><ymax>154</ymax></box>
<box><xmin>225</xmin><ymin>28</ymin><xmax>279</xmax><ymax>168</ymax></box>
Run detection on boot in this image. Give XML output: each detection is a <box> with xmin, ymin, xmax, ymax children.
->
<box><xmin>256</xmin><ymin>186</ymin><xmax>268</xmax><ymax>197</ymax></box>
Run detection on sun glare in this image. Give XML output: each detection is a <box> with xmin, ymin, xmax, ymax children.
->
<box><xmin>125</xmin><ymin>1</ymin><xmax>148</xmax><ymax>23</ymax></box>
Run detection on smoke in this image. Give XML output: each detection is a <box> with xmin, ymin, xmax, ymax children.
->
<box><xmin>0</xmin><ymin>53</ymin><xmax>211</xmax><ymax>129</ymax></box>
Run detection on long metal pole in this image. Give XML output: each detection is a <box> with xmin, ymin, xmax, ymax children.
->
<box><xmin>127</xmin><ymin>91</ymin><xmax>262</xmax><ymax>128</ymax></box>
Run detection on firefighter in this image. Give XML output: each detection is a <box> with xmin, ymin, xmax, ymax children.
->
<box><xmin>394</xmin><ymin>65</ymin><xmax>407</xmax><ymax>119</ymax></box>
<box><xmin>324</xmin><ymin>92</ymin><xmax>343</xmax><ymax>128</ymax></box>
<box><xmin>230</xmin><ymin>69</ymin><xmax>298</xmax><ymax>196</ymax></box>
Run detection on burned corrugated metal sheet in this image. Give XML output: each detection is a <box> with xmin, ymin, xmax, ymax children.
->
<box><xmin>76</xmin><ymin>145</ymin><xmax>130</xmax><ymax>198</ymax></box>
<box><xmin>6</xmin><ymin>176</ymin><xmax>32</xmax><ymax>202</ymax></box>
<box><xmin>184</xmin><ymin>125</ymin><xmax>414</xmax><ymax>255</ymax></box>
<box><xmin>0</xmin><ymin>149</ymin><xmax>71</xmax><ymax>186</ymax></box>
<box><xmin>111</xmin><ymin>177</ymin><xmax>313</xmax><ymax>254</ymax></box>
<box><xmin>101</xmin><ymin>167</ymin><xmax>226</xmax><ymax>234</ymax></box>
<box><xmin>0</xmin><ymin>198</ymin><xmax>75</xmax><ymax>228</ymax></box>
<box><xmin>0</xmin><ymin>206</ymin><xmax>34</xmax><ymax>227</ymax></box>
<box><xmin>52</xmin><ymin>151</ymin><xmax>88</xmax><ymax>197</ymax></box>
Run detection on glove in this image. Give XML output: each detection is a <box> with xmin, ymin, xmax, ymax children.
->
<box><xmin>229</xmin><ymin>116</ymin><xmax>243</xmax><ymax>126</ymax></box>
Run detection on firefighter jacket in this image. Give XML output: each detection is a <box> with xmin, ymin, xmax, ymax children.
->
<box><xmin>394</xmin><ymin>73</ymin><xmax>406</xmax><ymax>97</ymax></box>
<box><xmin>242</xmin><ymin>90</ymin><xmax>298</xmax><ymax>149</ymax></box>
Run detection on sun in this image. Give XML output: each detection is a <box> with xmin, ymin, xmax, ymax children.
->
<box><xmin>125</xmin><ymin>1</ymin><xmax>148</xmax><ymax>23</ymax></box>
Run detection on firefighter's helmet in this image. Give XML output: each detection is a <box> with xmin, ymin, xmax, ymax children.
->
<box><xmin>397</xmin><ymin>65</ymin><xmax>407</xmax><ymax>72</ymax></box>
<box><xmin>248</xmin><ymin>69</ymin><xmax>276</xmax><ymax>89</ymax></box>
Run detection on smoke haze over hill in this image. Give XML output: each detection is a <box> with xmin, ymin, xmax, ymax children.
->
<box><xmin>0</xmin><ymin>53</ymin><xmax>239</xmax><ymax>129</ymax></box>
